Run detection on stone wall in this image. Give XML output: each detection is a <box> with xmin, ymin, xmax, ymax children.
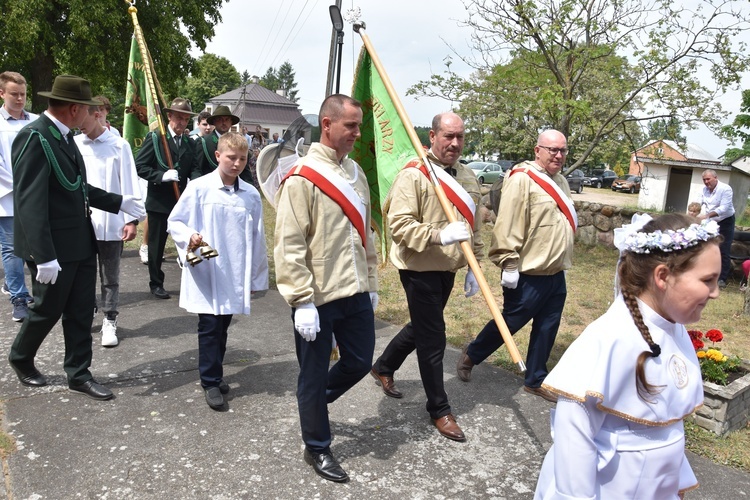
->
<box><xmin>573</xmin><ymin>201</ymin><xmax>750</xmax><ymax>281</ymax></box>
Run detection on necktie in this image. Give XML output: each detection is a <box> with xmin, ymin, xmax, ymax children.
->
<box><xmin>175</xmin><ymin>135</ymin><xmax>182</xmax><ymax>151</ymax></box>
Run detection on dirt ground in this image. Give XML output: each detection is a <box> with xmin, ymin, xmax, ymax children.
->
<box><xmin>570</xmin><ymin>187</ymin><xmax>640</xmax><ymax>206</ymax></box>
<box><xmin>480</xmin><ymin>183</ymin><xmax>640</xmax><ymax>212</ymax></box>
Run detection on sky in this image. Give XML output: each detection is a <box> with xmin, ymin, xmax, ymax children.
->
<box><xmin>193</xmin><ymin>0</ymin><xmax>750</xmax><ymax>159</ymax></box>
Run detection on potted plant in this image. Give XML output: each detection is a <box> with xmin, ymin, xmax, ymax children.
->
<box><xmin>688</xmin><ymin>329</ymin><xmax>750</xmax><ymax>436</ymax></box>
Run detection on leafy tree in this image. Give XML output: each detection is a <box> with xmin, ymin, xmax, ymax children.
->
<box><xmin>409</xmin><ymin>0</ymin><xmax>749</xmax><ymax>171</ymax></box>
<box><xmin>414</xmin><ymin>126</ymin><xmax>430</xmax><ymax>147</ymax></box>
<box><xmin>276</xmin><ymin>62</ymin><xmax>299</xmax><ymax>103</ymax></box>
<box><xmin>647</xmin><ymin>118</ymin><xmax>686</xmax><ymax>143</ymax></box>
<box><xmin>259</xmin><ymin>67</ymin><xmax>280</xmax><ymax>94</ymax></box>
<box><xmin>0</xmin><ymin>0</ymin><xmax>227</xmax><ymax>112</ymax></box>
<box><xmin>240</xmin><ymin>70</ymin><xmax>251</xmax><ymax>86</ymax></box>
<box><xmin>721</xmin><ymin>89</ymin><xmax>750</xmax><ymax>163</ymax></box>
<box><xmin>179</xmin><ymin>53</ymin><xmax>241</xmax><ymax>110</ymax></box>
<box><xmin>258</xmin><ymin>61</ymin><xmax>299</xmax><ymax>103</ymax></box>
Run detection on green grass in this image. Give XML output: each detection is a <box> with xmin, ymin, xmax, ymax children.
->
<box><xmin>370</xmin><ymin>220</ymin><xmax>750</xmax><ymax>472</ymax></box>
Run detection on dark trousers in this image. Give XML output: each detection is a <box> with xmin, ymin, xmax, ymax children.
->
<box><xmin>146</xmin><ymin>211</ymin><xmax>169</xmax><ymax>290</ymax></box>
<box><xmin>466</xmin><ymin>271</ymin><xmax>567</xmax><ymax>388</ymax></box>
<box><xmin>197</xmin><ymin>313</ymin><xmax>232</xmax><ymax>388</ymax></box>
<box><xmin>9</xmin><ymin>255</ymin><xmax>97</xmax><ymax>385</ymax></box>
<box><xmin>374</xmin><ymin>269</ymin><xmax>455</xmax><ymax>419</ymax></box>
<box><xmin>294</xmin><ymin>292</ymin><xmax>374</xmax><ymax>453</ymax></box>
<box><xmin>718</xmin><ymin>215</ymin><xmax>735</xmax><ymax>282</ymax></box>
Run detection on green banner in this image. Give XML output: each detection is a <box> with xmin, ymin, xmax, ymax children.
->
<box><xmin>351</xmin><ymin>48</ymin><xmax>415</xmax><ymax>238</ymax></box>
<box><xmin>123</xmin><ymin>37</ymin><xmax>157</xmax><ymax>156</ymax></box>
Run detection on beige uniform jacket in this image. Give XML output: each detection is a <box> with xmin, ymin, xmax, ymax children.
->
<box><xmin>274</xmin><ymin>143</ymin><xmax>377</xmax><ymax>307</ymax></box>
<box><xmin>387</xmin><ymin>152</ymin><xmax>483</xmax><ymax>272</ymax></box>
<box><xmin>490</xmin><ymin>160</ymin><xmax>574</xmax><ymax>275</ymax></box>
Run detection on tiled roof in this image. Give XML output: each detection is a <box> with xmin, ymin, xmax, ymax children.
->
<box><xmin>209</xmin><ymin>84</ymin><xmax>297</xmax><ymax>108</ymax></box>
<box><xmin>206</xmin><ymin>83</ymin><xmax>302</xmax><ymax>127</ymax></box>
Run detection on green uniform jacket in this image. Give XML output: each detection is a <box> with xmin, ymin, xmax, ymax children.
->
<box><xmin>135</xmin><ymin>130</ymin><xmax>201</xmax><ymax>214</ymax></box>
<box><xmin>12</xmin><ymin>113</ymin><xmax>122</xmax><ymax>264</ymax></box>
<box><xmin>196</xmin><ymin>131</ymin><xmax>254</xmax><ymax>184</ymax></box>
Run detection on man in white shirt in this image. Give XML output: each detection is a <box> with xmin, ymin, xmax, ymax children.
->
<box><xmin>699</xmin><ymin>168</ymin><xmax>735</xmax><ymax>288</ymax></box>
<box><xmin>0</xmin><ymin>71</ymin><xmax>37</xmax><ymax>322</ymax></box>
<box><xmin>75</xmin><ymin>97</ymin><xmax>143</xmax><ymax>346</ymax></box>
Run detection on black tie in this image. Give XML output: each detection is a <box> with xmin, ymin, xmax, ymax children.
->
<box><xmin>175</xmin><ymin>135</ymin><xmax>182</xmax><ymax>151</ymax></box>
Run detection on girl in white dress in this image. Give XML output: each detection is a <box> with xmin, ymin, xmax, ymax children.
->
<box><xmin>535</xmin><ymin>213</ymin><xmax>722</xmax><ymax>499</ymax></box>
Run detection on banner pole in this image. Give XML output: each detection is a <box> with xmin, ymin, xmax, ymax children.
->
<box><xmin>353</xmin><ymin>22</ymin><xmax>525</xmax><ymax>372</ymax></box>
<box><xmin>126</xmin><ymin>1</ymin><xmax>180</xmax><ymax>201</ymax></box>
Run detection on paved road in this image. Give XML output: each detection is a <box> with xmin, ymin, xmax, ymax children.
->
<box><xmin>0</xmin><ymin>248</ymin><xmax>748</xmax><ymax>499</ymax></box>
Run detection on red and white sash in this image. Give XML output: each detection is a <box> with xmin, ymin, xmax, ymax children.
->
<box><xmin>509</xmin><ymin>166</ymin><xmax>578</xmax><ymax>232</ymax></box>
<box><xmin>281</xmin><ymin>163</ymin><xmax>368</xmax><ymax>248</ymax></box>
<box><xmin>405</xmin><ymin>161</ymin><xmax>476</xmax><ymax>228</ymax></box>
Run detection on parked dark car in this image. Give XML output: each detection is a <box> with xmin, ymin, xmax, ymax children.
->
<box><xmin>497</xmin><ymin>159</ymin><xmax>515</xmax><ymax>173</ymax></box>
<box><xmin>611</xmin><ymin>175</ymin><xmax>642</xmax><ymax>193</ymax></box>
<box><xmin>566</xmin><ymin>169</ymin><xmax>585</xmax><ymax>194</ymax></box>
<box><xmin>584</xmin><ymin>169</ymin><xmax>618</xmax><ymax>189</ymax></box>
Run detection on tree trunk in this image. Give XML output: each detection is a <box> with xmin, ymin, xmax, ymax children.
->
<box><xmin>29</xmin><ymin>52</ymin><xmax>55</xmax><ymax>113</ymax></box>
<box><xmin>744</xmin><ymin>286</ymin><xmax>750</xmax><ymax>316</ymax></box>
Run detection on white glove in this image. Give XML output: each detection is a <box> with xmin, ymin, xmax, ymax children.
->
<box><xmin>162</xmin><ymin>169</ymin><xmax>179</xmax><ymax>182</ymax></box>
<box><xmin>464</xmin><ymin>268</ymin><xmax>479</xmax><ymax>297</ymax></box>
<box><xmin>501</xmin><ymin>268</ymin><xmax>520</xmax><ymax>289</ymax></box>
<box><xmin>369</xmin><ymin>292</ymin><xmax>379</xmax><ymax>311</ymax></box>
<box><xmin>294</xmin><ymin>303</ymin><xmax>320</xmax><ymax>342</ymax></box>
<box><xmin>36</xmin><ymin>259</ymin><xmax>62</xmax><ymax>285</ymax></box>
<box><xmin>120</xmin><ymin>195</ymin><xmax>146</xmax><ymax>219</ymax></box>
<box><xmin>439</xmin><ymin>221</ymin><xmax>470</xmax><ymax>246</ymax></box>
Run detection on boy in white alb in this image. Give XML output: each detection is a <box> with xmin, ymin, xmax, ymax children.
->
<box><xmin>75</xmin><ymin>97</ymin><xmax>143</xmax><ymax>346</ymax></box>
<box><xmin>168</xmin><ymin>132</ymin><xmax>268</xmax><ymax>411</ymax></box>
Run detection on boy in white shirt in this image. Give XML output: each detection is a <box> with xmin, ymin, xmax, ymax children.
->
<box><xmin>168</xmin><ymin>132</ymin><xmax>268</xmax><ymax>410</ymax></box>
<box><xmin>75</xmin><ymin>97</ymin><xmax>143</xmax><ymax>346</ymax></box>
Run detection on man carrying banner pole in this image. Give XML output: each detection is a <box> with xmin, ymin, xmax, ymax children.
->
<box><xmin>370</xmin><ymin>112</ymin><xmax>482</xmax><ymax>441</ymax></box>
<box><xmin>349</xmin><ymin>21</ymin><xmax>526</xmax><ymax>373</ymax></box>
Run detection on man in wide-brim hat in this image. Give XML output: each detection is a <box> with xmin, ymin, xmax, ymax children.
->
<box><xmin>196</xmin><ymin>106</ymin><xmax>253</xmax><ymax>183</ymax></box>
<box><xmin>135</xmin><ymin>97</ymin><xmax>201</xmax><ymax>300</ymax></box>
<box><xmin>8</xmin><ymin>75</ymin><xmax>146</xmax><ymax>400</ymax></box>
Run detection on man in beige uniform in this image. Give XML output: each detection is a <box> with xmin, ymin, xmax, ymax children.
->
<box><xmin>370</xmin><ymin>112</ymin><xmax>483</xmax><ymax>442</ymax></box>
<box><xmin>274</xmin><ymin>94</ymin><xmax>378</xmax><ymax>483</ymax></box>
<box><xmin>457</xmin><ymin>129</ymin><xmax>575</xmax><ymax>403</ymax></box>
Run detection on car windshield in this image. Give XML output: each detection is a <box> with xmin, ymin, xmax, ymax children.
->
<box><xmin>618</xmin><ymin>175</ymin><xmax>636</xmax><ymax>180</ymax></box>
<box><xmin>469</xmin><ymin>163</ymin><xmax>486</xmax><ymax>171</ymax></box>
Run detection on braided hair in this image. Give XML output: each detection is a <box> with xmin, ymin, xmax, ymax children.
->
<box><xmin>617</xmin><ymin>213</ymin><xmax>721</xmax><ymax>401</ymax></box>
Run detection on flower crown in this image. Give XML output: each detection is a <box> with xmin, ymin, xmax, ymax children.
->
<box><xmin>620</xmin><ymin>219</ymin><xmax>720</xmax><ymax>254</ymax></box>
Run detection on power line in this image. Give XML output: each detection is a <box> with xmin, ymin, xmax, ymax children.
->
<box><xmin>253</xmin><ymin>0</ymin><xmax>297</xmax><ymax>76</ymax></box>
<box><xmin>275</xmin><ymin>0</ymin><xmax>321</xmax><ymax>66</ymax></box>
<box><xmin>251</xmin><ymin>0</ymin><xmax>288</xmax><ymax>74</ymax></box>
<box><xmin>264</xmin><ymin>0</ymin><xmax>313</xmax><ymax>73</ymax></box>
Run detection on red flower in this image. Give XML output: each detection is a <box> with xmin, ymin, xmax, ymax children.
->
<box><xmin>688</xmin><ymin>330</ymin><xmax>703</xmax><ymax>340</ymax></box>
<box><xmin>691</xmin><ymin>337</ymin><xmax>705</xmax><ymax>351</ymax></box>
<box><xmin>706</xmin><ymin>329</ymin><xmax>723</xmax><ymax>343</ymax></box>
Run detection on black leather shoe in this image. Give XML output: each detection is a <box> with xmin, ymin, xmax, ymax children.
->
<box><xmin>151</xmin><ymin>286</ymin><xmax>170</xmax><ymax>299</ymax></box>
<box><xmin>69</xmin><ymin>380</ymin><xmax>113</xmax><ymax>400</ymax></box>
<box><xmin>9</xmin><ymin>362</ymin><xmax>47</xmax><ymax>387</ymax></box>
<box><xmin>303</xmin><ymin>448</ymin><xmax>349</xmax><ymax>483</ymax></box>
<box><xmin>204</xmin><ymin>386</ymin><xmax>226</xmax><ymax>410</ymax></box>
<box><xmin>219</xmin><ymin>380</ymin><xmax>230</xmax><ymax>394</ymax></box>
